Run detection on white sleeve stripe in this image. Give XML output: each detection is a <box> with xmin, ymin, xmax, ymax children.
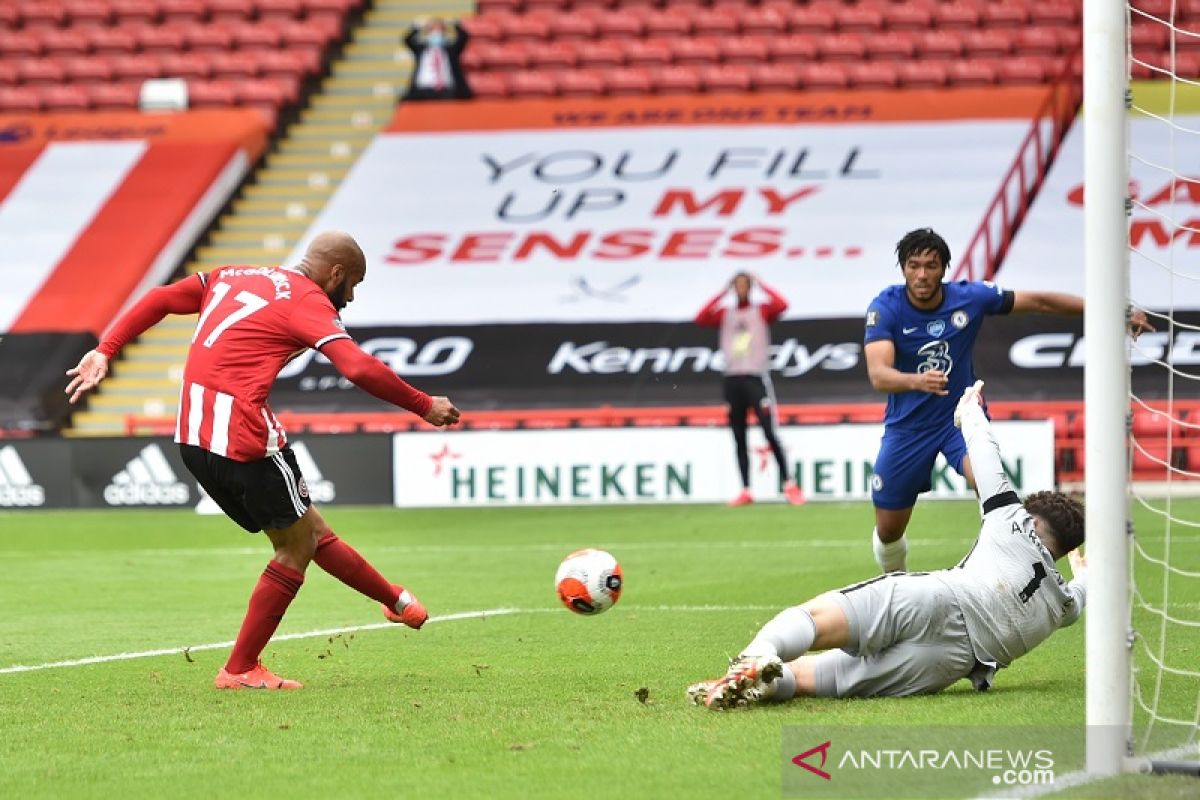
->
<box><xmin>313</xmin><ymin>333</ymin><xmax>351</xmax><ymax>349</ymax></box>
<box><xmin>197</xmin><ymin>272</ymin><xmax>208</xmax><ymax>287</ymax></box>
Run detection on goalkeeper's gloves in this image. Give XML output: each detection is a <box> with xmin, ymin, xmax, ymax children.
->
<box><xmin>953</xmin><ymin>379</ymin><xmax>986</xmax><ymax>429</ymax></box>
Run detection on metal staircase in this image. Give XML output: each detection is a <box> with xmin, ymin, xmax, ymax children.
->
<box><xmin>69</xmin><ymin>0</ymin><xmax>474</xmax><ymax>436</ymax></box>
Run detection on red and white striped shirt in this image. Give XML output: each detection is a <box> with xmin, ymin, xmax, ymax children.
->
<box><xmin>99</xmin><ymin>265</ymin><xmax>433</xmax><ymax>463</ymax></box>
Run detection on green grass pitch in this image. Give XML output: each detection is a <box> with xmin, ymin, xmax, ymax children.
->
<box><xmin>1</xmin><ymin>501</ymin><xmax>1197</xmax><ymax>799</ymax></box>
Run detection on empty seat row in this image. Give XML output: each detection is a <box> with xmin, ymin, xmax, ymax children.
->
<box><xmin>0</xmin><ymin>20</ymin><xmax>341</xmax><ymax>55</ymax></box>
<box><xmin>0</xmin><ymin>75</ymin><xmax>298</xmax><ymax>112</ymax></box>
<box><xmin>0</xmin><ymin>49</ymin><xmax>322</xmax><ymax>85</ymax></box>
<box><xmin>0</xmin><ymin>0</ymin><xmax>358</xmax><ymax>29</ymax></box>
<box><xmin>469</xmin><ymin>3</ymin><xmax>1097</xmax><ymax>40</ymax></box>
<box><xmin>469</xmin><ymin>58</ymin><xmax>1076</xmax><ymax>99</ymax></box>
<box><xmin>462</xmin><ymin>29</ymin><xmax>1082</xmax><ymax>73</ymax></box>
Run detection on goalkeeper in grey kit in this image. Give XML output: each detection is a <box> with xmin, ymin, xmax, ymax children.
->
<box><xmin>689</xmin><ymin>381</ymin><xmax>1089</xmax><ymax>708</ymax></box>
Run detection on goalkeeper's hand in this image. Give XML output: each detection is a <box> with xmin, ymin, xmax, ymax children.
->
<box><xmin>953</xmin><ymin>380</ymin><xmax>985</xmax><ymax>429</ymax></box>
<box><xmin>1068</xmin><ymin>548</ymin><xmax>1087</xmax><ymax>579</ymax></box>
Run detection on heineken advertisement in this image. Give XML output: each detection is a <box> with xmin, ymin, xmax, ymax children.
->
<box><xmin>391</xmin><ymin>422</ymin><xmax>1053</xmax><ymax>507</ymax></box>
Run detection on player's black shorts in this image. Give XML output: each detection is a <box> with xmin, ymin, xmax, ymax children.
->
<box><xmin>723</xmin><ymin>374</ymin><xmax>768</xmax><ymax>409</ymax></box>
<box><xmin>179</xmin><ymin>444</ymin><xmax>311</xmax><ymax>533</ymax></box>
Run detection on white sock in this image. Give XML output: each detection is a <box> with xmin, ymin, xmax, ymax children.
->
<box><xmin>741</xmin><ymin>606</ymin><xmax>817</xmax><ymax>662</ymax></box>
<box><xmin>873</xmin><ymin>528</ymin><xmax>908</xmax><ymax>572</ymax></box>
<box><xmin>761</xmin><ymin>663</ymin><xmax>797</xmax><ymax>703</ymax></box>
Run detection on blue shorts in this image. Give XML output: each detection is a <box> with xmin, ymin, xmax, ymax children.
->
<box><xmin>870</xmin><ymin>424</ymin><xmax>968</xmax><ymax>510</ymax></box>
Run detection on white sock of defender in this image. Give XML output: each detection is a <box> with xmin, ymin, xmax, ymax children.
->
<box><xmin>741</xmin><ymin>606</ymin><xmax>817</xmax><ymax>662</ymax></box>
<box><xmin>873</xmin><ymin>528</ymin><xmax>908</xmax><ymax>572</ymax></box>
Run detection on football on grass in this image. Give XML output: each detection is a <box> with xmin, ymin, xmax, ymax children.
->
<box><xmin>555</xmin><ymin>549</ymin><xmax>623</xmax><ymax>615</ymax></box>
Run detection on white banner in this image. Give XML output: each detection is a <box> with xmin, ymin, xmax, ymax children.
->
<box><xmin>999</xmin><ymin>114</ymin><xmax>1200</xmax><ymax>310</ymax></box>
<box><xmin>391</xmin><ymin>421</ymin><xmax>1053</xmax><ymax>507</ymax></box>
<box><xmin>296</xmin><ymin>120</ymin><xmax>1032</xmax><ymax>325</ymax></box>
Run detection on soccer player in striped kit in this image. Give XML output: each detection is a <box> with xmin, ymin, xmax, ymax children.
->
<box><xmin>696</xmin><ymin>272</ymin><xmax>804</xmax><ymax>507</ymax></box>
<box><xmin>66</xmin><ymin>231</ymin><xmax>460</xmax><ymax>690</ymax></box>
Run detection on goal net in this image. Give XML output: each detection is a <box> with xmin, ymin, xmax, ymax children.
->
<box><xmin>1086</xmin><ymin>0</ymin><xmax>1200</xmax><ymax>776</ymax></box>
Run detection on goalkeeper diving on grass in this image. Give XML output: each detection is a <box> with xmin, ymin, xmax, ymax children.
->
<box><xmin>688</xmin><ymin>380</ymin><xmax>1088</xmax><ymax>709</ymax></box>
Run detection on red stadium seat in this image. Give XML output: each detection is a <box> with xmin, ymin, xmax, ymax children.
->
<box><xmin>934</xmin><ymin>4</ymin><xmax>981</xmax><ymax>30</ymax></box>
<box><xmin>112</xmin><ymin>0</ymin><xmax>160</xmax><ymax>26</ymax></box>
<box><xmin>508</xmin><ymin>69</ymin><xmax>558</xmax><ymax>97</ymax></box>
<box><xmin>0</xmin><ymin>6</ymin><xmax>16</xmax><ymax>29</ymax></box>
<box><xmin>556</xmin><ymin>68</ymin><xmax>606</xmax><ymax>97</ymax></box>
<box><xmin>1058</xmin><ymin>26</ymin><xmax>1083</xmax><ymax>53</ymax></box>
<box><xmin>577</xmin><ymin>40</ymin><xmax>624</xmax><ymax>68</ymax></box>
<box><xmin>1131</xmin><ymin>24</ymin><xmax>1171</xmax><ymax>50</ymax></box>
<box><xmin>304</xmin><ymin>0</ymin><xmax>356</xmax><ymax>15</ymax></box>
<box><xmin>90</xmin><ymin>81</ymin><xmax>141</xmax><ymax>109</ymax></box>
<box><xmin>161</xmin><ymin>0</ymin><xmax>209</xmax><ymax>24</ymax></box>
<box><xmin>963</xmin><ymin>30</ymin><xmax>1013</xmax><ymax>59</ymax></box>
<box><xmin>463</xmin><ymin>16</ymin><xmax>504</xmax><ymax>44</ymax></box>
<box><xmin>0</xmin><ymin>87</ymin><xmax>41</xmax><ymax>113</ymax></box>
<box><xmin>19</xmin><ymin>59</ymin><xmax>68</xmax><ymax>87</ymax></box>
<box><xmin>159</xmin><ymin>51</ymin><xmax>212</xmax><ymax>79</ymax></box>
<box><xmin>237</xmin><ymin>77</ymin><xmax>288</xmax><ymax>108</ymax></box>
<box><xmin>233</xmin><ymin>24</ymin><xmax>284</xmax><ymax>49</ymax></box>
<box><xmin>476</xmin><ymin>41</ymin><xmax>531</xmax><ymax>71</ymax></box>
<box><xmin>41</xmin><ymin>85</ymin><xmax>92</xmax><ymax>112</ymax></box>
<box><xmin>917</xmin><ymin>30</ymin><xmax>964</xmax><ymax>60</ymax></box>
<box><xmin>137</xmin><ymin>26</ymin><xmax>187</xmax><ymax>54</ymax></box>
<box><xmin>549</xmin><ymin>14</ymin><xmax>598</xmax><ymax>40</ymax></box>
<box><xmin>526</xmin><ymin>0</ymin><xmax>569</xmax><ymax>11</ymax></box>
<box><xmin>819</xmin><ymin>33</ymin><xmax>868</xmax><ymax>63</ymax></box>
<box><xmin>719</xmin><ymin>35</ymin><xmax>771</xmax><ymax>65</ymax></box>
<box><xmin>701</xmin><ymin>63</ymin><xmax>752</xmax><ymax>93</ymax></box>
<box><xmin>212</xmin><ymin>51</ymin><xmax>260</xmax><ymax>79</ymax></box>
<box><xmin>624</xmin><ymin>38</ymin><xmax>673</xmax><ymax>67</ymax></box>
<box><xmin>66</xmin><ymin>1</ymin><xmax>114</xmax><ymax>27</ymax></box>
<box><xmin>0</xmin><ymin>63</ymin><xmax>18</xmax><ymax>87</ymax></box>
<box><xmin>110</xmin><ymin>53</ymin><xmax>162</xmax><ymax>81</ymax></box>
<box><xmin>19</xmin><ymin>3</ymin><xmax>67</xmax><ymax>29</ymax></box>
<box><xmin>184</xmin><ymin>24</ymin><xmax>235</xmax><ymax>52</ymax></box>
<box><xmin>256</xmin><ymin>49</ymin><xmax>319</xmax><ymax>79</ymax></box>
<box><xmin>89</xmin><ymin>27</ymin><xmax>139</xmax><ymax>55</ymax></box>
<box><xmin>570</xmin><ymin>0</ymin><xmax>612</xmax><ymax>11</ymax></box>
<box><xmin>41</xmin><ymin>29</ymin><xmax>93</xmax><ymax>57</ymax></box>
<box><xmin>948</xmin><ymin>59</ymin><xmax>998</xmax><ymax>87</ymax></box>
<box><xmin>1014</xmin><ymin>27</ymin><xmax>1062</xmax><ymax>57</ymax></box>
<box><xmin>1177</xmin><ymin>51</ymin><xmax>1200</xmax><ymax>78</ymax></box>
<box><xmin>671</xmin><ymin>37</ymin><xmax>720</xmax><ymax>66</ymax></box>
<box><xmin>64</xmin><ymin>56</ymin><xmax>115</xmax><ymax>84</ymax></box>
<box><xmin>982</xmin><ymin>3</ymin><xmax>1028</xmax><ymax>29</ymax></box>
<box><xmin>598</xmin><ymin>10</ymin><xmax>646</xmax><ymax>38</ymax></box>
<box><xmin>883</xmin><ymin>3</ymin><xmax>932</xmax><ymax>31</ymax></box>
<box><xmin>770</xmin><ymin>34</ymin><xmax>818</xmax><ymax>64</ymax></box>
<box><xmin>188</xmin><ymin>79</ymin><xmax>237</xmax><ymax>107</ymax></box>
<box><xmin>837</xmin><ymin>5</ymin><xmax>884</xmax><ymax>33</ymax></box>
<box><xmin>606</xmin><ymin>66</ymin><xmax>653</xmax><ymax>96</ymax></box>
<box><xmin>266</xmin><ymin>73</ymin><xmax>300</xmax><ymax>103</ymax></box>
<box><xmin>209</xmin><ymin>0</ymin><xmax>254</xmax><ymax>23</ymax></box>
<box><xmin>750</xmin><ymin>62</ymin><xmax>801</xmax><ymax>91</ymax></box>
<box><xmin>643</xmin><ymin>9</ymin><xmax>692</xmax><ymax>38</ymax></box>
<box><xmin>997</xmin><ymin>57</ymin><xmax>1047</xmax><ymax>85</ymax></box>
<box><xmin>470</xmin><ymin>71</ymin><xmax>509</xmax><ymax>98</ymax></box>
<box><xmin>654</xmin><ymin>64</ymin><xmax>702</xmax><ymax>94</ymax></box>
<box><xmin>741</xmin><ymin>5</ymin><xmax>789</xmax><ymax>37</ymax></box>
<box><xmin>849</xmin><ymin>61</ymin><xmax>900</xmax><ymax>89</ymax></box>
<box><xmin>529</xmin><ymin>40</ymin><xmax>579</xmax><ymax>69</ymax></box>
<box><xmin>503</xmin><ymin>14</ymin><xmax>552</xmax><ymax>42</ymax></box>
<box><xmin>258</xmin><ymin>0</ymin><xmax>305</xmax><ymax>21</ymax></box>
<box><xmin>865</xmin><ymin>31</ymin><xmax>916</xmax><ymax>61</ymax></box>
<box><xmin>1132</xmin><ymin>407</ymin><xmax>1186</xmax><ymax>439</ymax></box>
<box><xmin>788</xmin><ymin>6</ymin><xmax>836</xmax><ymax>35</ymax></box>
<box><xmin>275</xmin><ymin>20</ymin><xmax>336</xmax><ymax>47</ymax></box>
<box><xmin>1131</xmin><ymin>438</ymin><xmax>1173</xmax><ymax>476</ymax></box>
<box><xmin>692</xmin><ymin>7</ymin><xmax>739</xmax><ymax>37</ymax></box>
<box><xmin>798</xmin><ymin>62</ymin><xmax>850</xmax><ymax>91</ymax></box>
<box><xmin>1030</xmin><ymin>3</ymin><xmax>1080</xmax><ymax>26</ymax></box>
<box><xmin>0</xmin><ymin>32</ymin><xmax>43</xmax><ymax>59</ymax></box>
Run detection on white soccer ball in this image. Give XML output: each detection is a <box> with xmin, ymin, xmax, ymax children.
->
<box><xmin>554</xmin><ymin>548</ymin><xmax>623</xmax><ymax>615</ymax></box>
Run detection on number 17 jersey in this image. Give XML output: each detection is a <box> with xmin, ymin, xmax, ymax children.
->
<box><xmin>178</xmin><ymin>266</ymin><xmax>350</xmax><ymax>462</ymax></box>
<box><xmin>863</xmin><ymin>281</ymin><xmax>1013</xmax><ymax>430</ymax></box>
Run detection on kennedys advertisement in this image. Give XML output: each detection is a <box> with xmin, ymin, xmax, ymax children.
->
<box><xmin>391</xmin><ymin>422</ymin><xmax>1053</xmax><ymax>507</ymax></box>
<box><xmin>269</xmin><ymin>312</ymin><xmax>1197</xmax><ymax>410</ymax></box>
<box><xmin>286</xmin><ymin>92</ymin><xmax>1048</xmax><ymax>325</ymax></box>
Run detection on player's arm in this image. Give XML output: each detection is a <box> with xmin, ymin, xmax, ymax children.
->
<box><xmin>321</xmin><ymin>338</ymin><xmax>459</xmax><ymax>426</ymax></box>
<box><xmin>1058</xmin><ymin>548</ymin><xmax>1088</xmax><ymax>627</ymax></box>
<box><xmin>954</xmin><ymin>380</ymin><xmax>1013</xmax><ymax>514</ymax></box>
<box><xmin>66</xmin><ymin>274</ymin><xmax>207</xmax><ymax>404</ymax></box>
<box><xmin>694</xmin><ymin>288</ymin><xmax>727</xmax><ymax>327</ymax></box>
<box><xmin>864</xmin><ymin>340</ymin><xmax>948</xmax><ymax>395</ymax></box>
<box><xmin>1012</xmin><ymin>290</ymin><xmax>1154</xmax><ymax>337</ymax></box>
<box><xmin>756</xmin><ymin>277</ymin><xmax>788</xmax><ymax>322</ymax></box>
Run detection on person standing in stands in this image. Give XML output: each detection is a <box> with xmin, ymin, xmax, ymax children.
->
<box><xmin>66</xmin><ymin>232</ymin><xmax>460</xmax><ymax>690</ymax></box>
<box><xmin>695</xmin><ymin>272</ymin><xmax>805</xmax><ymax>507</ymax></box>
<box><xmin>402</xmin><ymin>17</ymin><xmax>473</xmax><ymax>101</ymax></box>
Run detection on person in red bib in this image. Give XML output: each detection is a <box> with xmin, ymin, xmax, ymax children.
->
<box><xmin>696</xmin><ymin>272</ymin><xmax>805</xmax><ymax>507</ymax></box>
<box><xmin>66</xmin><ymin>231</ymin><xmax>460</xmax><ymax>690</ymax></box>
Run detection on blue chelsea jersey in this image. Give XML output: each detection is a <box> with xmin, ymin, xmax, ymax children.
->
<box><xmin>864</xmin><ymin>281</ymin><xmax>1014</xmax><ymax>430</ymax></box>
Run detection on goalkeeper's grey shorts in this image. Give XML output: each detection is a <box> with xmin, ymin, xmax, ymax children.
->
<box><xmin>812</xmin><ymin>572</ymin><xmax>977</xmax><ymax>698</ymax></box>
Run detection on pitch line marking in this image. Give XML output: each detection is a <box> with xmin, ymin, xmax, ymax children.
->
<box><xmin>0</xmin><ymin>604</ymin><xmax>777</xmax><ymax>676</ymax></box>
